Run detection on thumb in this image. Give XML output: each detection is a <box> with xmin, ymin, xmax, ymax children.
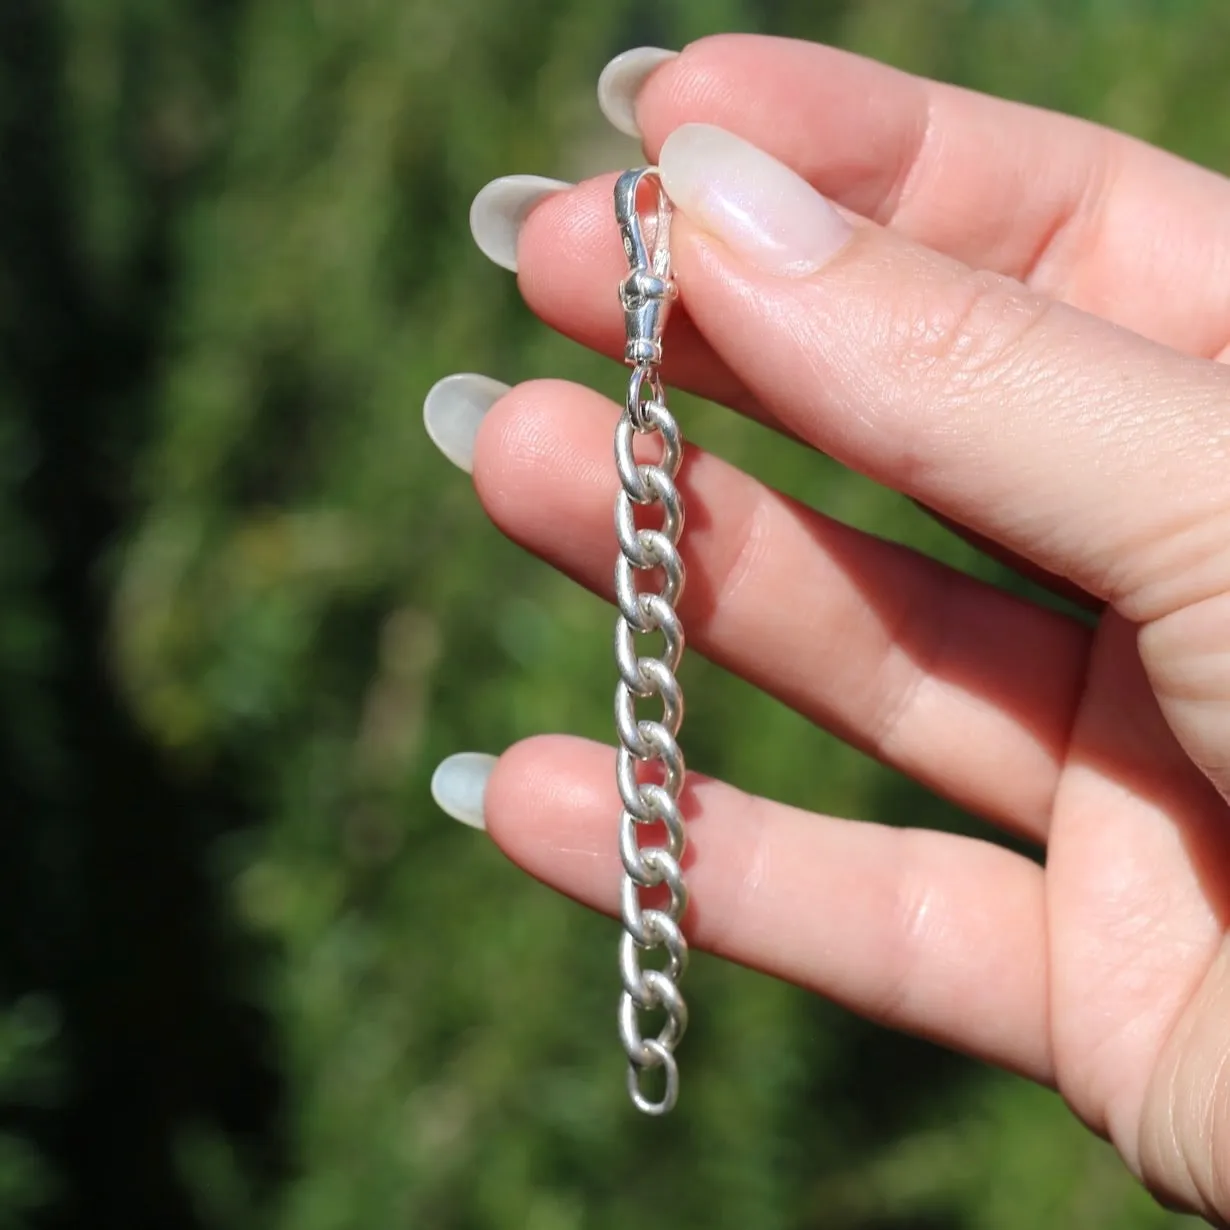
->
<box><xmin>658</xmin><ymin>124</ymin><xmax>1230</xmax><ymax>627</ymax></box>
<box><xmin>657</xmin><ymin>124</ymin><xmax>1230</xmax><ymax>795</ymax></box>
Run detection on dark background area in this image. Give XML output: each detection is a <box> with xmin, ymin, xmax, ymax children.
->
<box><xmin>1</xmin><ymin>0</ymin><xmax>1226</xmax><ymax>1225</ymax></box>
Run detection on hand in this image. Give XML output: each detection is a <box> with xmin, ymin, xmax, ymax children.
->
<box><xmin>425</xmin><ymin>35</ymin><xmax>1230</xmax><ymax>1223</ymax></box>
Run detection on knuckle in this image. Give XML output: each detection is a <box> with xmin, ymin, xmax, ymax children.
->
<box><xmin>872</xmin><ymin>833</ymin><xmax>940</xmax><ymax>1025</ymax></box>
<box><xmin>707</xmin><ymin>489</ymin><xmax>770</xmax><ymax>614</ymax></box>
<box><xmin>681</xmin><ymin>482</ymin><xmax>773</xmax><ymax>634</ymax></box>
<box><xmin>884</xmin><ymin>269</ymin><xmax>1056</xmax><ymax>402</ymax></box>
<box><xmin>867</xmin><ymin>566</ymin><xmax>957</xmax><ymax>759</ymax></box>
<box><xmin>696</xmin><ymin>787</ymin><xmax>772</xmax><ymax>960</ymax></box>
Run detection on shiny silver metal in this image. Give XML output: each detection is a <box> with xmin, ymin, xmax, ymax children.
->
<box><xmin>613</xmin><ymin>167</ymin><xmax>689</xmax><ymax>1115</ymax></box>
<box><xmin>616</xmin><ymin>168</ymin><xmax>678</xmax><ymax>396</ymax></box>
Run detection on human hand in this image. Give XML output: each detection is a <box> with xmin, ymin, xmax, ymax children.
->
<box><xmin>425</xmin><ymin>35</ymin><xmax>1230</xmax><ymax>1223</ymax></box>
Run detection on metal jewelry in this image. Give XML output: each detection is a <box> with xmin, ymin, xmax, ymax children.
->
<box><xmin>612</xmin><ymin>168</ymin><xmax>690</xmax><ymax>1115</ymax></box>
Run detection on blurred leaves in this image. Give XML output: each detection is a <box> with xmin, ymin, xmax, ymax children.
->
<box><xmin>0</xmin><ymin>0</ymin><xmax>1224</xmax><ymax>1226</ymax></box>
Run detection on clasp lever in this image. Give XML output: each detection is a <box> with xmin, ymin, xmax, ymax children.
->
<box><xmin>615</xmin><ymin>168</ymin><xmax>677</xmax><ymax>367</ymax></box>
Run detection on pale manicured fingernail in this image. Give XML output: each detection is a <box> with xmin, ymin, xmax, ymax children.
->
<box><xmin>423</xmin><ymin>373</ymin><xmax>510</xmax><ymax>473</ymax></box>
<box><xmin>469</xmin><ymin>175</ymin><xmax>571</xmax><ymax>272</ymax></box>
<box><xmin>431</xmin><ymin>752</ymin><xmax>497</xmax><ymax>831</ymax></box>
<box><xmin>659</xmin><ymin>123</ymin><xmax>853</xmax><ymax>278</ymax></box>
<box><xmin>597</xmin><ymin>47</ymin><xmax>677</xmax><ymax>138</ymax></box>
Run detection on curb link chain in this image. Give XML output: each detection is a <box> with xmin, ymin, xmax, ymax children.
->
<box><xmin>613</xmin><ymin>168</ymin><xmax>688</xmax><ymax>1115</ymax></box>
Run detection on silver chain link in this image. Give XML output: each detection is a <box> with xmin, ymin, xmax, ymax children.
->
<box><xmin>612</xmin><ymin>168</ymin><xmax>689</xmax><ymax>1115</ymax></box>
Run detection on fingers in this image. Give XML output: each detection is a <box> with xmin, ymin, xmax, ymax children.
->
<box><xmin>515</xmin><ymin>174</ymin><xmax>759</xmax><ymax>417</ymax></box>
<box><xmin>472</xmin><ymin>379</ymin><xmax>1090</xmax><ymax>840</ymax></box>
<box><xmin>513</xmin><ymin>35</ymin><xmax>1230</xmax><ymax>388</ymax></box>
<box><xmin>483</xmin><ymin>734</ymin><xmax>1052</xmax><ymax>1081</ymax></box>
<box><xmin>509</xmin><ymin>177</ymin><xmax>1104</xmax><ymax>607</ymax></box>
<box><xmin>632</xmin><ymin>35</ymin><xmax>1230</xmax><ymax>358</ymax></box>
<box><xmin>651</xmin><ymin>125</ymin><xmax>1230</xmax><ymax>629</ymax></box>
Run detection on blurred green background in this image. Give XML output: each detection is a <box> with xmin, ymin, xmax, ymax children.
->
<box><xmin>1</xmin><ymin>0</ymin><xmax>1228</xmax><ymax>1226</ymax></box>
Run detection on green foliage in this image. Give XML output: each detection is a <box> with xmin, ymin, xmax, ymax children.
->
<box><xmin>1</xmin><ymin>0</ymin><xmax>1226</xmax><ymax>1225</ymax></box>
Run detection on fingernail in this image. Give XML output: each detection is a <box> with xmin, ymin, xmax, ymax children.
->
<box><xmin>469</xmin><ymin>175</ymin><xmax>571</xmax><ymax>272</ymax></box>
<box><xmin>659</xmin><ymin>123</ymin><xmax>853</xmax><ymax>278</ymax></box>
<box><xmin>423</xmin><ymin>373</ymin><xmax>510</xmax><ymax>473</ymax></box>
<box><xmin>431</xmin><ymin>752</ymin><xmax>497</xmax><ymax>831</ymax></box>
<box><xmin>597</xmin><ymin>47</ymin><xmax>677</xmax><ymax>138</ymax></box>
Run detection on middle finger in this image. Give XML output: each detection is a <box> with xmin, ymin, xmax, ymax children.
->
<box><xmin>464</xmin><ymin>376</ymin><xmax>1091</xmax><ymax>841</ymax></box>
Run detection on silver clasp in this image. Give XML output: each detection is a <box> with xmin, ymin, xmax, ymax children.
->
<box><xmin>615</xmin><ymin>167</ymin><xmax>677</xmax><ymax>367</ymax></box>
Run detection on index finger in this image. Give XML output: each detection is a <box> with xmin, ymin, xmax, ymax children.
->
<box><xmin>630</xmin><ymin>35</ymin><xmax>1230</xmax><ymax>359</ymax></box>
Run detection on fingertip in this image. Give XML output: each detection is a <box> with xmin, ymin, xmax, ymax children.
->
<box><xmin>483</xmin><ymin>735</ymin><xmax>617</xmax><ymax>885</ymax></box>
<box><xmin>636</xmin><ymin>34</ymin><xmax>793</xmax><ymax>159</ymax></box>
<box><xmin>423</xmin><ymin>372</ymin><xmax>510</xmax><ymax>474</ymax></box>
<box><xmin>469</xmin><ymin>175</ymin><xmax>572</xmax><ymax>273</ymax></box>
<box><xmin>515</xmin><ymin>176</ymin><xmax>624</xmax><ymax>313</ymax></box>
<box><xmin>470</xmin><ymin>379</ymin><xmax>614</xmax><ymax>529</ymax></box>
<box><xmin>596</xmin><ymin>47</ymin><xmax>678</xmax><ymax>139</ymax></box>
<box><xmin>469</xmin><ymin>379</ymin><xmax>540</xmax><ymax>501</ymax></box>
<box><xmin>431</xmin><ymin>751</ymin><xmax>497</xmax><ymax>830</ymax></box>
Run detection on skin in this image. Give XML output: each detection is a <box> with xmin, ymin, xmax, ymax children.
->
<box><xmin>469</xmin><ymin>34</ymin><xmax>1230</xmax><ymax>1222</ymax></box>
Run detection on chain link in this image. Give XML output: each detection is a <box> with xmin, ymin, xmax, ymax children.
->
<box><xmin>613</xmin><ymin>168</ymin><xmax>688</xmax><ymax>1115</ymax></box>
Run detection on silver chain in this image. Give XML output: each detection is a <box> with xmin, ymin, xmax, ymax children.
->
<box><xmin>612</xmin><ymin>168</ymin><xmax>689</xmax><ymax>1115</ymax></box>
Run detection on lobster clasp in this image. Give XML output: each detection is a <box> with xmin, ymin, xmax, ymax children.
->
<box><xmin>615</xmin><ymin>167</ymin><xmax>677</xmax><ymax>367</ymax></box>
